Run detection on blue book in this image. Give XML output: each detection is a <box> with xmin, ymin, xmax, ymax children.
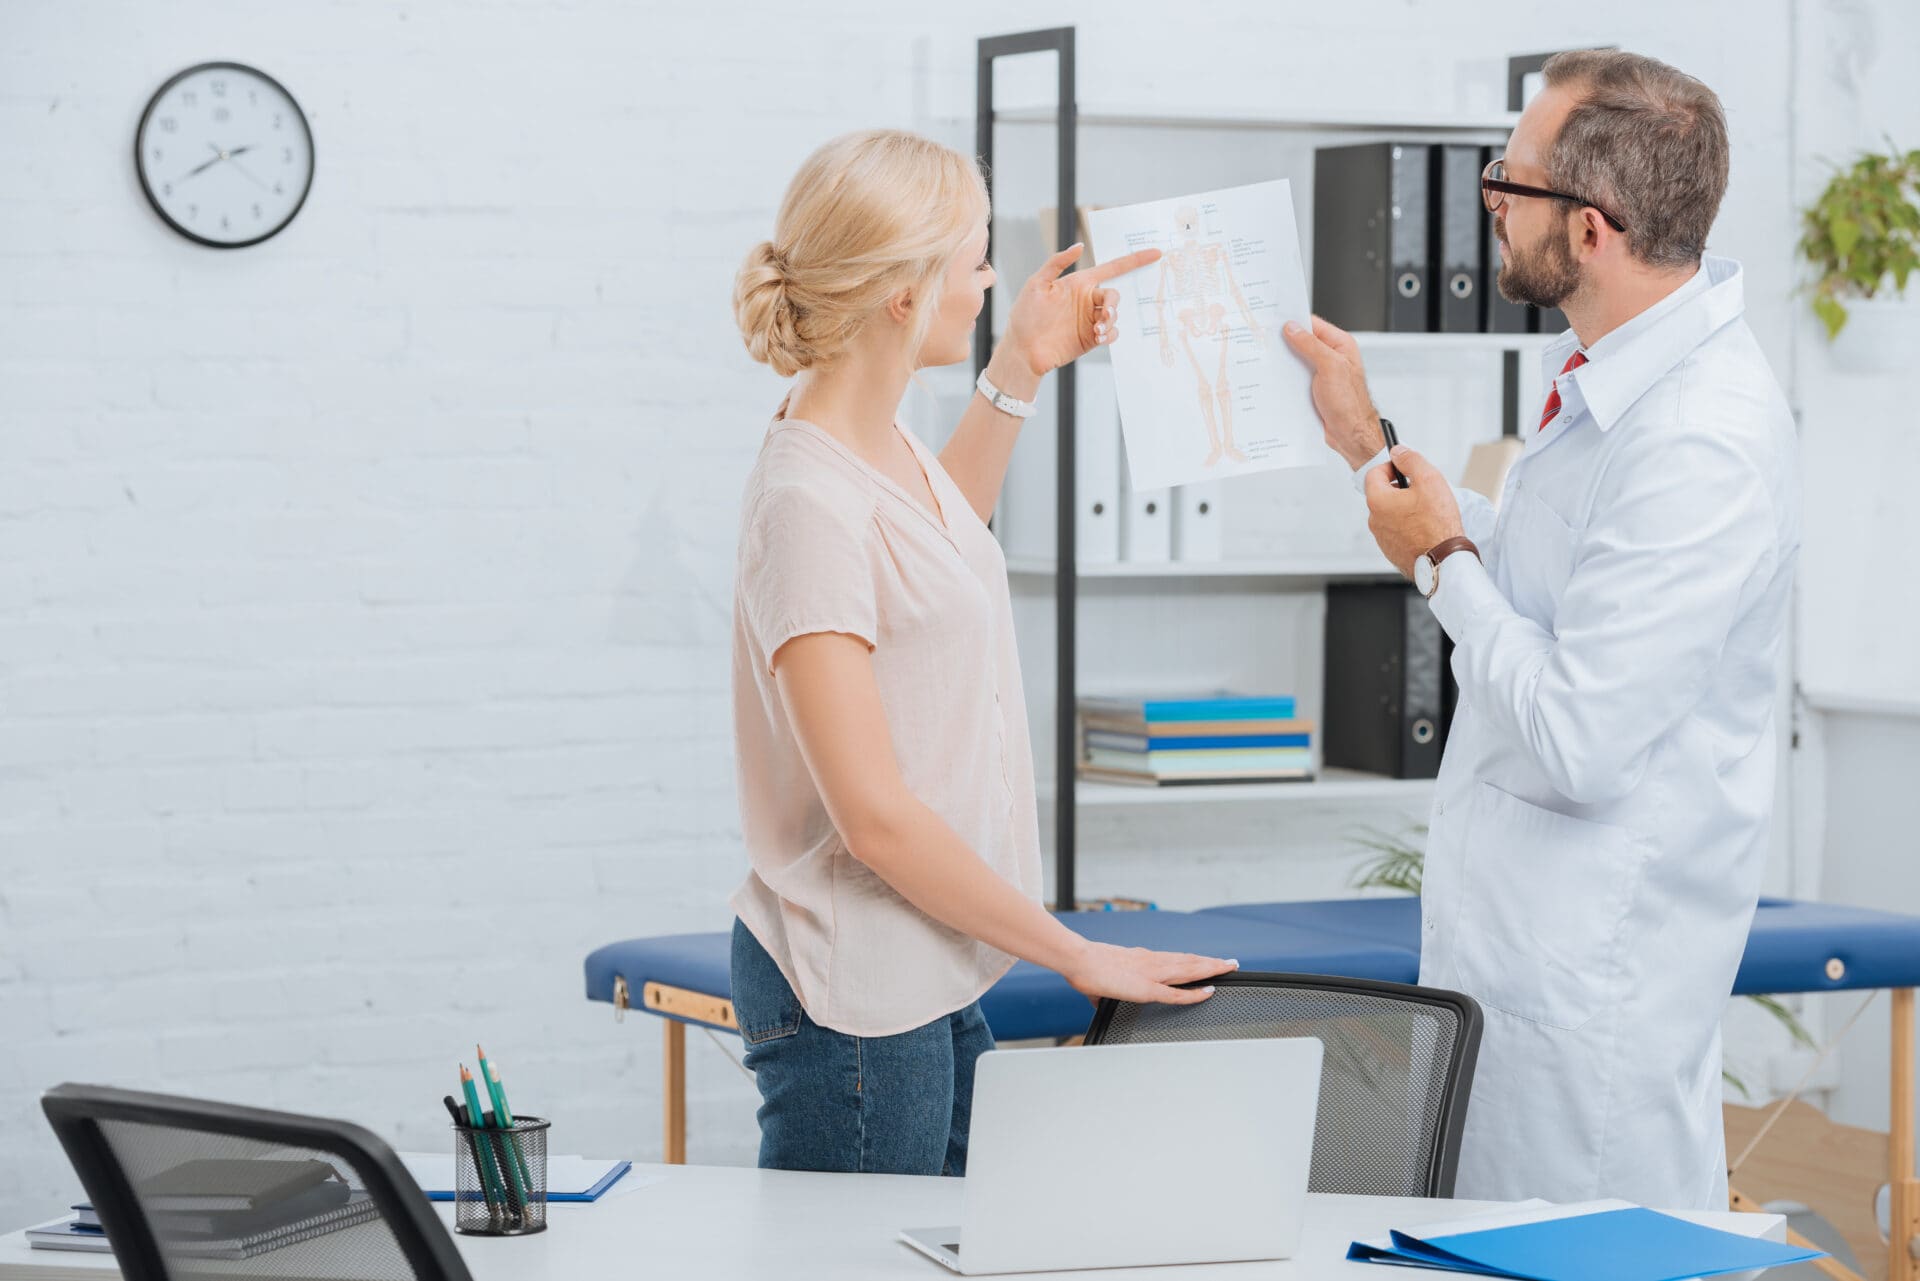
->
<box><xmin>1085</xmin><ymin>732</ymin><xmax>1311</xmax><ymax>752</ymax></box>
<box><xmin>27</xmin><ymin>1218</ymin><xmax>115</xmax><ymax>1253</ymax></box>
<box><xmin>1080</xmin><ymin>694</ymin><xmax>1297</xmax><ymax>723</ymax></box>
<box><xmin>1348</xmin><ymin>1203</ymin><xmax>1823</xmax><ymax>1281</ymax></box>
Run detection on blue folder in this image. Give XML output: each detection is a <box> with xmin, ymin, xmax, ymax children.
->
<box><xmin>1348</xmin><ymin>1205</ymin><xmax>1823</xmax><ymax>1281</ymax></box>
<box><xmin>418</xmin><ymin>1158</ymin><xmax>631</xmax><ymax>1203</ymax></box>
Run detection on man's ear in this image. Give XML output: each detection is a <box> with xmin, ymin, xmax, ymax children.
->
<box><xmin>887</xmin><ymin>291</ymin><xmax>913</xmax><ymax>324</ymax></box>
<box><xmin>1577</xmin><ymin>207</ymin><xmax>1608</xmax><ymax>259</ymax></box>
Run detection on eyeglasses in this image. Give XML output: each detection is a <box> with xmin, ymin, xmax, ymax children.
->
<box><xmin>1481</xmin><ymin>158</ymin><xmax>1627</xmax><ymax>234</ymax></box>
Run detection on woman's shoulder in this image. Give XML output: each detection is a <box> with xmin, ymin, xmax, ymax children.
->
<box><xmin>743</xmin><ymin>426</ymin><xmax>878</xmax><ymax>538</ymax></box>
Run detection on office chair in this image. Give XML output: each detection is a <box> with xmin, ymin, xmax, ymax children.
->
<box><xmin>1084</xmin><ymin>971</ymin><xmax>1482</xmax><ymax>1197</ymax></box>
<box><xmin>41</xmin><ymin>1084</ymin><xmax>472</xmax><ymax>1281</ymax></box>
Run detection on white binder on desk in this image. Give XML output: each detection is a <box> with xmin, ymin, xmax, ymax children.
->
<box><xmin>1172</xmin><ymin>481</ymin><xmax>1224</xmax><ymax>561</ymax></box>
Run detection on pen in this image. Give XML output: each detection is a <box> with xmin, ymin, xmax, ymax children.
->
<box><xmin>1378</xmin><ymin>417</ymin><xmax>1409</xmax><ymax>489</ymax></box>
<box><xmin>443</xmin><ymin>1094</ymin><xmax>502</xmax><ymax>1222</ymax></box>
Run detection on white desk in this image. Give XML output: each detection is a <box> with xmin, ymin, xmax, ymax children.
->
<box><xmin>0</xmin><ymin>1161</ymin><xmax>1786</xmax><ymax>1281</ymax></box>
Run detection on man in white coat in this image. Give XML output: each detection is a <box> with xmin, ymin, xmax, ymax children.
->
<box><xmin>1285</xmin><ymin>50</ymin><xmax>1799</xmax><ymax>1209</ymax></box>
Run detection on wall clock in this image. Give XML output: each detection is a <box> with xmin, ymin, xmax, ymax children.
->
<box><xmin>135</xmin><ymin>62</ymin><xmax>314</xmax><ymax>248</ymax></box>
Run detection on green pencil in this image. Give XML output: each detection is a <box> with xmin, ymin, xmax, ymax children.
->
<box><xmin>473</xmin><ymin>1047</ymin><xmax>531</xmax><ymax>1208</ymax></box>
<box><xmin>460</xmin><ymin>1065</ymin><xmax>513</xmax><ymax>1220</ymax></box>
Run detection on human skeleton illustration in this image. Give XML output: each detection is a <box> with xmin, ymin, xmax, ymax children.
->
<box><xmin>1154</xmin><ymin>205</ymin><xmax>1265</xmax><ymax>467</ymax></box>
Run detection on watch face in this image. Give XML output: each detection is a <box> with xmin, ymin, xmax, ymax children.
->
<box><xmin>135</xmin><ymin>63</ymin><xmax>314</xmax><ymax>248</ymax></box>
<box><xmin>1413</xmin><ymin>555</ymin><xmax>1436</xmax><ymax>597</ymax></box>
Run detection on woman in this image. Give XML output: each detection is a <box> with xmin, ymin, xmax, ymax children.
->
<box><xmin>729</xmin><ymin>129</ymin><xmax>1236</xmax><ymax>1178</ymax></box>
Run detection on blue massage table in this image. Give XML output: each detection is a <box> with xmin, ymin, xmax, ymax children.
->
<box><xmin>586</xmin><ymin>897</ymin><xmax>1920</xmax><ymax>1281</ymax></box>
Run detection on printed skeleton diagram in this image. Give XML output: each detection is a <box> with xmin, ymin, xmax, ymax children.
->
<box><xmin>1154</xmin><ymin>205</ymin><xmax>1266</xmax><ymax>468</ymax></box>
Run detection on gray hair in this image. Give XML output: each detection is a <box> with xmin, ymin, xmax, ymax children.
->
<box><xmin>1542</xmin><ymin>50</ymin><xmax>1730</xmax><ymax>268</ymax></box>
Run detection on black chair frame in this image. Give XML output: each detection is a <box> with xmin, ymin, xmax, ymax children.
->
<box><xmin>42</xmin><ymin>1083</ymin><xmax>471</xmax><ymax>1281</ymax></box>
<box><xmin>1083</xmin><ymin>970</ymin><xmax>1484</xmax><ymax>1198</ymax></box>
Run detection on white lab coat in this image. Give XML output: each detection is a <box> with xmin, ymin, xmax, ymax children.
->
<box><xmin>1414</xmin><ymin>257</ymin><xmax>1799</xmax><ymax>1209</ymax></box>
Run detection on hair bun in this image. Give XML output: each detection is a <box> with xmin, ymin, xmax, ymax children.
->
<box><xmin>734</xmin><ymin>240</ymin><xmax>813</xmax><ymax>377</ymax></box>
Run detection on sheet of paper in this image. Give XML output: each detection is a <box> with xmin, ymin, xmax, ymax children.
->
<box><xmin>1087</xmin><ymin>179</ymin><xmax>1321</xmax><ymax>491</ymax></box>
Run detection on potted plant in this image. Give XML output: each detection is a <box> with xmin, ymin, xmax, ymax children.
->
<box><xmin>1798</xmin><ymin>144</ymin><xmax>1920</xmax><ymax>372</ymax></box>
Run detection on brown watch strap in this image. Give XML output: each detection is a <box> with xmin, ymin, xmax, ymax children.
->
<box><xmin>1426</xmin><ymin>536</ymin><xmax>1480</xmax><ymax>567</ymax></box>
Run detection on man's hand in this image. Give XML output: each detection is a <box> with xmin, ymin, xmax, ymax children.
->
<box><xmin>1365</xmin><ymin>447</ymin><xmax>1465</xmax><ymax>578</ymax></box>
<box><xmin>1282</xmin><ymin>315</ymin><xmax>1382</xmax><ymax>469</ymax></box>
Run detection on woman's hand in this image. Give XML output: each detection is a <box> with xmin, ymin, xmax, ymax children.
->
<box><xmin>1060</xmin><ymin>940</ymin><xmax>1238</xmax><ymax>1006</ymax></box>
<box><xmin>1005</xmin><ymin>243</ymin><xmax>1162</xmax><ymax>378</ymax></box>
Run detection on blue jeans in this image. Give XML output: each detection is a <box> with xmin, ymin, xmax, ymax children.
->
<box><xmin>729</xmin><ymin>918</ymin><xmax>995</xmax><ymax>1176</ymax></box>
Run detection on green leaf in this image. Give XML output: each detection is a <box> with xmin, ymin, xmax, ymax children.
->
<box><xmin>1723</xmin><ymin>1068</ymin><xmax>1751</xmax><ymax>1100</ymax></box>
<box><xmin>1814</xmin><ymin>295</ymin><xmax>1848</xmax><ymax>339</ymax></box>
<box><xmin>1744</xmin><ymin>993</ymin><xmax>1818</xmax><ymax>1050</ymax></box>
<box><xmin>1832</xmin><ymin>216</ymin><xmax>1862</xmax><ymax>257</ymax></box>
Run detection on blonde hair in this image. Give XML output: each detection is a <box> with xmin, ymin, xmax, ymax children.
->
<box><xmin>734</xmin><ymin>129</ymin><xmax>990</xmax><ymax>378</ymax></box>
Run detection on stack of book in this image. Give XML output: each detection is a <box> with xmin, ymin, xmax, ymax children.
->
<box><xmin>24</xmin><ymin>1205</ymin><xmax>109</xmax><ymax>1254</ymax></box>
<box><xmin>27</xmin><ymin>1158</ymin><xmax>380</xmax><ymax>1261</ymax></box>
<box><xmin>1077</xmin><ymin>694</ymin><xmax>1314</xmax><ymax>785</ymax></box>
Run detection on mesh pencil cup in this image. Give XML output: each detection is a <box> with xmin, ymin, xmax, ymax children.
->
<box><xmin>453</xmin><ymin>1115</ymin><xmax>549</xmax><ymax>1236</ymax></box>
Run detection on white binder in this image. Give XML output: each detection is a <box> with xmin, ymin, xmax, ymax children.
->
<box><xmin>1121</xmin><ymin>475</ymin><xmax>1173</xmax><ymax>562</ymax></box>
<box><xmin>1075</xmin><ymin>356</ymin><xmax>1122</xmax><ymax>564</ymax></box>
<box><xmin>993</xmin><ymin>358</ymin><xmax>1123</xmax><ymax>566</ymax></box>
<box><xmin>1172</xmin><ymin>481</ymin><xmax>1225</xmax><ymax>561</ymax></box>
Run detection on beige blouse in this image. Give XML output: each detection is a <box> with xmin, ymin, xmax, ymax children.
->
<box><xmin>730</xmin><ymin>405</ymin><xmax>1043</xmax><ymax>1038</ymax></box>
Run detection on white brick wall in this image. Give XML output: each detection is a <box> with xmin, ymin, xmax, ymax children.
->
<box><xmin>0</xmin><ymin>0</ymin><xmax>1833</xmax><ymax>1231</ymax></box>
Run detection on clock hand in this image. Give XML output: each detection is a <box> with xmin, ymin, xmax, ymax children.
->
<box><xmin>225</xmin><ymin>155</ymin><xmax>270</xmax><ymax>190</ymax></box>
<box><xmin>182</xmin><ymin>152</ymin><xmax>226</xmax><ymax>179</ymax></box>
<box><xmin>227</xmin><ymin>144</ymin><xmax>256</xmax><ymax>158</ymax></box>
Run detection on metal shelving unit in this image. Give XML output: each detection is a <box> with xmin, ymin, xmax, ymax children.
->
<box><xmin>975</xmin><ymin>26</ymin><xmax>1538</xmax><ymax>909</ymax></box>
<box><xmin>1042</xmin><ymin>770</ymin><xmax>1437</xmax><ymax>809</ymax></box>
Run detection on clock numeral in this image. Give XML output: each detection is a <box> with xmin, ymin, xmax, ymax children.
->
<box><xmin>273</xmin><ymin>113</ymin><xmax>283</xmax><ymax>130</ymax></box>
<box><xmin>151</xmin><ymin>146</ymin><xmax>163</xmax><ymax>162</ymax></box>
<box><xmin>162</xmin><ymin>182</ymin><xmax>173</xmax><ymax>197</ymax></box>
<box><xmin>159</xmin><ymin>117</ymin><xmax>178</xmax><ymax>134</ymax></box>
<box><xmin>212</xmin><ymin>106</ymin><xmax>230</xmax><ymax>123</ymax></box>
<box><xmin>187</xmin><ymin>204</ymin><xmax>198</xmax><ymax>219</ymax></box>
<box><xmin>283</xmin><ymin>147</ymin><xmax>293</xmax><ymax>164</ymax></box>
<box><xmin>210</xmin><ymin>79</ymin><xmax>226</xmax><ymax>97</ymax></box>
<box><xmin>220</xmin><ymin>214</ymin><xmax>230</xmax><ymax>230</ymax></box>
<box><xmin>249</xmin><ymin>89</ymin><xmax>258</xmax><ymax>106</ymax></box>
<box><xmin>273</xmin><ymin>181</ymin><xmax>284</xmax><ymax>195</ymax></box>
<box><xmin>181</xmin><ymin>90</ymin><xmax>197</xmax><ymax>107</ymax></box>
<box><xmin>252</xmin><ymin>203</ymin><xmax>263</xmax><ymax>220</ymax></box>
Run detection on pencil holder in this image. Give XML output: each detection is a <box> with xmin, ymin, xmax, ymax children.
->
<box><xmin>452</xmin><ymin>1115</ymin><xmax>550</xmax><ymax>1236</ymax></box>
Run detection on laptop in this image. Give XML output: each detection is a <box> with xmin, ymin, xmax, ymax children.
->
<box><xmin>899</xmin><ymin>1037</ymin><xmax>1323</xmax><ymax>1274</ymax></box>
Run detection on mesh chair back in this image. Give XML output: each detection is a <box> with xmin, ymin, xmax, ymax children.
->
<box><xmin>42</xmin><ymin>1085</ymin><xmax>471</xmax><ymax>1281</ymax></box>
<box><xmin>1084</xmin><ymin>972</ymin><xmax>1481</xmax><ymax>1197</ymax></box>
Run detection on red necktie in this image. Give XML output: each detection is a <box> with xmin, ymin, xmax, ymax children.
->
<box><xmin>1538</xmin><ymin>350</ymin><xmax>1588</xmax><ymax>432</ymax></box>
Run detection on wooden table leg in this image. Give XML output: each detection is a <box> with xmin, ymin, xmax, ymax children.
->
<box><xmin>664</xmin><ymin>1019</ymin><xmax>687</xmax><ymax>1165</ymax></box>
<box><xmin>641</xmin><ymin>982</ymin><xmax>737</xmax><ymax>1167</ymax></box>
<box><xmin>1893</xmin><ymin>988</ymin><xmax>1917</xmax><ymax>1281</ymax></box>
